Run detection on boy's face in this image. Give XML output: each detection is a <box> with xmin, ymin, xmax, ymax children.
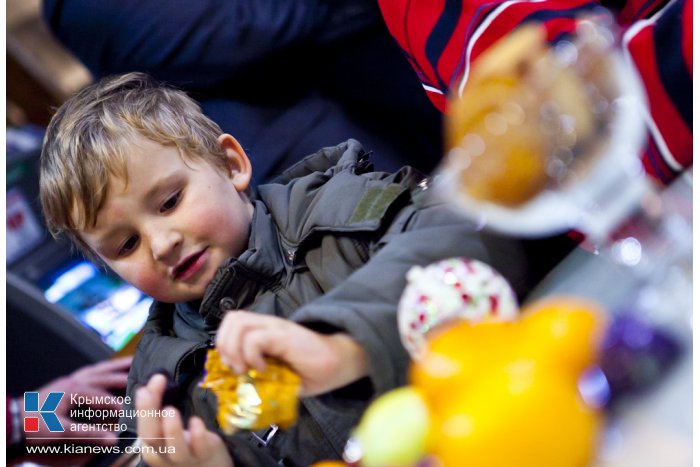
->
<box><xmin>80</xmin><ymin>134</ymin><xmax>254</xmax><ymax>303</ymax></box>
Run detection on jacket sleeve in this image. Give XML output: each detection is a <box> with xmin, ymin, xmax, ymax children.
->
<box><xmin>377</xmin><ymin>0</ymin><xmax>691</xmax><ymax>182</ymax></box>
<box><xmin>287</xmin><ymin>196</ymin><xmax>546</xmax><ymax>396</ymax></box>
<box><xmin>377</xmin><ymin>0</ymin><xmax>603</xmax><ymax>111</ymax></box>
<box><xmin>622</xmin><ymin>0</ymin><xmax>692</xmax><ymax>183</ymax></box>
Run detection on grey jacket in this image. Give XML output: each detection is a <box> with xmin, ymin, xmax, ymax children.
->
<box><xmin>121</xmin><ymin>140</ymin><xmax>576</xmax><ymax>466</ymax></box>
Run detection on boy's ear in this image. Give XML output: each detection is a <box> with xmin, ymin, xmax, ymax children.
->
<box><xmin>217</xmin><ymin>134</ymin><xmax>252</xmax><ymax>191</ymax></box>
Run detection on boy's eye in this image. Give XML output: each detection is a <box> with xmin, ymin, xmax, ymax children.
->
<box><xmin>160</xmin><ymin>190</ymin><xmax>182</xmax><ymax>213</ymax></box>
<box><xmin>118</xmin><ymin>235</ymin><xmax>139</xmax><ymax>257</ymax></box>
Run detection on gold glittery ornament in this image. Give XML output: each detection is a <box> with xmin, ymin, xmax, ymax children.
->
<box><xmin>201</xmin><ymin>349</ymin><xmax>301</xmax><ymax>434</ymax></box>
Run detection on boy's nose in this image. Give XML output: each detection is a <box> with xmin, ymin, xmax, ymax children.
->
<box><xmin>150</xmin><ymin>230</ymin><xmax>183</xmax><ymax>263</ymax></box>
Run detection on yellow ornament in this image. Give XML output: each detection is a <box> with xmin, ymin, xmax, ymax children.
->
<box><xmin>200</xmin><ymin>349</ymin><xmax>301</xmax><ymax>434</ymax></box>
<box><xmin>412</xmin><ymin>295</ymin><xmax>606</xmax><ymax>467</ymax></box>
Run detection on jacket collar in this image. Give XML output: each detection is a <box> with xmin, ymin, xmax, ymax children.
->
<box><xmin>198</xmin><ymin>201</ymin><xmax>285</xmax><ymax>326</ymax></box>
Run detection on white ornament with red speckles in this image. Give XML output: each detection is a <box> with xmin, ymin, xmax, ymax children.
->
<box><xmin>398</xmin><ymin>258</ymin><xmax>518</xmax><ymax>360</ymax></box>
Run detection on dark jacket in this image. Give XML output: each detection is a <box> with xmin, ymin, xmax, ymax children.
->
<box><xmin>121</xmin><ymin>140</ymin><xmax>577</xmax><ymax>466</ymax></box>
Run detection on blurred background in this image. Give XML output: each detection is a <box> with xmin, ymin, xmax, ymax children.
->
<box><xmin>7</xmin><ymin>0</ymin><xmax>90</xmax><ymax>127</ymax></box>
<box><xmin>7</xmin><ymin>0</ymin><xmax>145</xmax><ymax>395</ymax></box>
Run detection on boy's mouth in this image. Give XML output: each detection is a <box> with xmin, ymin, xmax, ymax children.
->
<box><xmin>173</xmin><ymin>248</ymin><xmax>209</xmax><ymax>281</ymax></box>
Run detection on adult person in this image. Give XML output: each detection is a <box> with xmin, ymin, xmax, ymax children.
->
<box><xmin>376</xmin><ymin>0</ymin><xmax>692</xmax><ymax>184</ymax></box>
<box><xmin>42</xmin><ymin>0</ymin><xmax>444</xmax><ymax>183</ymax></box>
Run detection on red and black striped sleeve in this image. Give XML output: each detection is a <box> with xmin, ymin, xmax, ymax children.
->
<box><xmin>623</xmin><ymin>0</ymin><xmax>692</xmax><ymax>183</ymax></box>
<box><xmin>378</xmin><ymin>0</ymin><xmax>601</xmax><ymax>111</ymax></box>
<box><xmin>378</xmin><ymin>0</ymin><xmax>691</xmax><ymax>182</ymax></box>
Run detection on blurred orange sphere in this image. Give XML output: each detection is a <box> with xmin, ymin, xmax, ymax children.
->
<box><xmin>410</xmin><ymin>319</ymin><xmax>519</xmax><ymax>409</ymax></box>
<box><xmin>520</xmin><ymin>295</ymin><xmax>607</xmax><ymax>373</ymax></box>
<box><xmin>410</xmin><ymin>295</ymin><xmax>606</xmax><ymax>467</ymax></box>
<box><xmin>429</xmin><ymin>364</ymin><xmax>601</xmax><ymax>467</ymax></box>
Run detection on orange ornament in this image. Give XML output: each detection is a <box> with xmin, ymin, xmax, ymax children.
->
<box><xmin>411</xmin><ymin>295</ymin><xmax>607</xmax><ymax>467</ymax></box>
<box><xmin>410</xmin><ymin>319</ymin><xmax>519</xmax><ymax>410</ymax></box>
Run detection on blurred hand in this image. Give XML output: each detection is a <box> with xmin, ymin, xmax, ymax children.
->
<box><xmin>136</xmin><ymin>374</ymin><xmax>234</xmax><ymax>466</ymax></box>
<box><xmin>21</xmin><ymin>356</ymin><xmax>132</xmax><ymax>446</ymax></box>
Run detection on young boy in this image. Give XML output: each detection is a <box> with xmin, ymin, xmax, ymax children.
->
<box><xmin>40</xmin><ymin>73</ymin><xmax>575</xmax><ymax>466</ymax></box>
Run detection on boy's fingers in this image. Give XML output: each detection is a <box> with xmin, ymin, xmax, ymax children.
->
<box><xmin>189</xmin><ymin>416</ymin><xmax>215</xmax><ymax>460</ymax></box>
<box><xmin>146</xmin><ymin>373</ymin><xmax>168</xmax><ymax>395</ymax></box>
<box><xmin>217</xmin><ymin>312</ymin><xmax>292</xmax><ymax>374</ymax></box>
<box><xmin>241</xmin><ymin>329</ymin><xmax>274</xmax><ymax>372</ymax></box>
<box><xmin>135</xmin><ymin>375</ymin><xmax>167</xmax><ymax>442</ymax></box>
<box><xmin>217</xmin><ymin>315</ymin><xmax>253</xmax><ymax>374</ymax></box>
<box><xmin>161</xmin><ymin>407</ymin><xmax>191</xmax><ymax>463</ymax></box>
<box><xmin>245</xmin><ymin>325</ymin><xmax>294</xmax><ymax>367</ymax></box>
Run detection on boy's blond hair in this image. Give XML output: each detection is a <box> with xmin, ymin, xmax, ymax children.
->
<box><xmin>40</xmin><ymin>72</ymin><xmax>230</xmax><ymax>259</ymax></box>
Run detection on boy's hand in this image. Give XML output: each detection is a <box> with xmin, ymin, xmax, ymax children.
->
<box><xmin>216</xmin><ymin>311</ymin><xmax>369</xmax><ymax>396</ymax></box>
<box><xmin>136</xmin><ymin>374</ymin><xmax>234</xmax><ymax>467</ymax></box>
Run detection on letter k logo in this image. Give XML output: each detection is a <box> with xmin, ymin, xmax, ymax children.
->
<box><xmin>24</xmin><ymin>392</ymin><xmax>65</xmax><ymax>432</ymax></box>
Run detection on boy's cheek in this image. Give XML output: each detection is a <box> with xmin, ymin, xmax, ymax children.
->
<box><xmin>121</xmin><ymin>265</ymin><xmax>166</xmax><ymax>300</ymax></box>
